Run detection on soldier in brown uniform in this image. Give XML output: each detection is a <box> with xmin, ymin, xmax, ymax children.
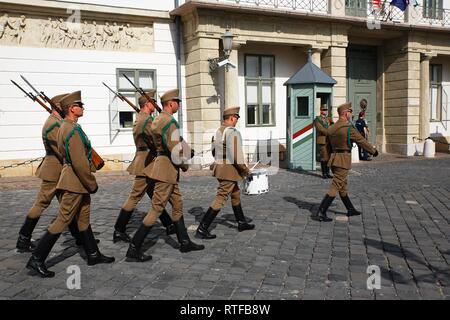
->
<box><xmin>314</xmin><ymin>104</ymin><xmax>333</xmax><ymax>179</ymax></box>
<box><xmin>26</xmin><ymin>91</ymin><xmax>114</xmax><ymax>277</ymax></box>
<box><xmin>195</xmin><ymin>106</ymin><xmax>254</xmax><ymax>240</ymax></box>
<box><xmin>113</xmin><ymin>90</ymin><xmax>175</xmax><ymax>243</ymax></box>
<box><xmin>16</xmin><ymin>93</ymin><xmax>85</xmax><ymax>252</ymax></box>
<box><xmin>311</xmin><ymin>102</ymin><xmax>378</xmax><ymax>222</ymax></box>
<box><xmin>125</xmin><ymin>89</ymin><xmax>204</xmax><ymax>262</ymax></box>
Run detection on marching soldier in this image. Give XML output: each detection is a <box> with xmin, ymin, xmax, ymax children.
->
<box><xmin>26</xmin><ymin>91</ymin><xmax>114</xmax><ymax>277</ymax></box>
<box><xmin>125</xmin><ymin>89</ymin><xmax>204</xmax><ymax>262</ymax></box>
<box><xmin>16</xmin><ymin>93</ymin><xmax>84</xmax><ymax>252</ymax></box>
<box><xmin>311</xmin><ymin>102</ymin><xmax>378</xmax><ymax>222</ymax></box>
<box><xmin>112</xmin><ymin>90</ymin><xmax>175</xmax><ymax>243</ymax></box>
<box><xmin>195</xmin><ymin>106</ymin><xmax>254</xmax><ymax>240</ymax></box>
<box><xmin>314</xmin><ymin>104</ymin><xmax>333</xmax><ymax>179</ymax></box>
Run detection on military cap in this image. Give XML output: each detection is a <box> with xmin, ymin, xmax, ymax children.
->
<box><xmin>51</xmin><ymin>93</ymin><xmax>70</xmax><ymax>105</ymax></box>
<box><xmin>223</xmin><ymin>106</ymin><xmax>240</xmax><ymax>117</ymax></box>
<box><xmin>320</xmin><ymin>104</ymin><xmax>328</xmax><ymax>111</ymax></box>
<box><xmin>337</xmin><ymin>102</ymin><xmax>352</xmax><ymax>114</ymax></box>
<box><xmin>359</xmin><ymin>111</ymin><xmax>365</xmax><ymax>118</ymax></box>
<box><xmin>60</xmin><ymin>91</ymin><xmax>83</xmax><ymax>108</ymax></box>
<box><xmin>160</xmin><ymin>89</ymin><xmax>180</xmax><ymax>104</ymax></box>
<box><xmin>138</xmin><ymin>90</ymin><xmax>156</xmax><ymax>107</ymax></box>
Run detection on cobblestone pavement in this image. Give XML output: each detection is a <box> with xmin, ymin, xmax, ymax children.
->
<box><xmin>0</xmin><ymin>155</ymin><xmax>449</xmax><ymax>300</ymax></box>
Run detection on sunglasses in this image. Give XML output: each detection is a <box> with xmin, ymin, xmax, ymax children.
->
<box><xmin>72</xmin><ymin>103</ymin><xmax>84</xmax><ymax>108</ymax></box>
<box><xmin>233</xmin><ymin>114</ymin><xmax>240</xmax><ymax>119</ymax></box>
<box><xmin>347</xmin><ymin>109</ymin><xmax>353</xmax><ymax>113</ymax></box>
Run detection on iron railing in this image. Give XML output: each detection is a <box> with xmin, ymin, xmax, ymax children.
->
<box><xmin>214</xmin><ymin>0</ymin><xmax>328</xmax><ymax>13</ymax></box>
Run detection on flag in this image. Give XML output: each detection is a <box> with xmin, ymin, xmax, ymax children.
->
<box><xmin>390</xmin><ymin>0</ymin><xmax>409</xmax><ymax>11</ymax></box>
<box><xmin>373</xmin><ymin>0</ymin><xmax>381</xmax><ymax>8</ymax></box>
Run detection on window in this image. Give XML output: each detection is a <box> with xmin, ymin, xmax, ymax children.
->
<box><xmin>296</xmin><ymin>96</ymin><xmax>310</xmax><ymax>117</ymax></box>
<box><xmin>245</xmin><ymin>55</ymin><xmax>275</xmax><ymax>126</ymax></box>
<box><xmin>430</xmin><ymin>64</ymin><xmax>442</xmax><ymax>122</ymax></box>
<box><xmin>423</xmin><ymin>0</ymin><xmax>443</xmax><ymax>19</ymax></box>
<box><xmin>116</xmin><ymin>69</ymin><xmax>156</xmax><ymax>128</ymax></box>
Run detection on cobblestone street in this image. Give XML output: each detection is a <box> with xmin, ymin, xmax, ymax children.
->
<box><xmin>0</xmin><ymin>155</ymin><xmax>449</xmax><ymax>300</ymax></box>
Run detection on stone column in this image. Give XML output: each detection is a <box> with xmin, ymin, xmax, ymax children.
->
<box><xmin>311</xmin><ymin>48</ymin><xmax>323</xmax><ymax>116</ymax></box>
<box><xmin>184</xmin><ymin>36</ymin><xmax>222</xmax><ymax>156</ymax></box>
<box><xmin>311</xmin><ymin>48</ymin><xmax>322</xmax><ymax>68</ymax></box>
<box><xmin>322</xmin><ymin>45</ymin><xmax>347</xmax><ymax>118</ymax></box>
<box><xmin>420</xmin><ymin>53</ymin><xmax>434</xmax><ymax>140</ymax></box>
<box><xmin>224</xmin><ymin>43</ymin><xmax>241</xmax><ymax>108</ymax></box>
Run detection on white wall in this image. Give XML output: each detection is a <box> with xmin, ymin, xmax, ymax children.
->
<box><xmin>237</xmin><ymin>44</ymin><xmax>307</xmax><ymax>151</ymax></box>
<box><xmin>0</xmin><ymin>21</ymin><xmax>180</xmax><ymax>161</ymax></box>
<box><xmin>51</xmin><ymin>0</ymin><xmax>176</xmax><ymax>11</ymax></box>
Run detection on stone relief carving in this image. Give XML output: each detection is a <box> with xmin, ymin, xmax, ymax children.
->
<box><xmin>0</xmin><ymin>12</ymin><xmax>154</xmax><ymax>52</ymax></box>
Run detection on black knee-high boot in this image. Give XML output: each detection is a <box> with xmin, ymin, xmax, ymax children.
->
<box><xmin>341</xmin><ymin>195</ymin><xmax>362</xmax><ymax>216</ymax></box>
<box><xmin>232</xmin><ymin>204</ymin><xmax>255</xmax><ymax>231</ymax></box>
<box><xmin>126</xmin><ymin>223</ymin><xmax>153</xmax><ymax>262</ymax></box>
<box><xmin>311</xmin><ymin>195</ymin><xmax>334</xmax><ymax>222</ymax></box>
<box><xmin>113</xmin><ymin>209</ymin><xmax>133</xmax><ymax>243</ymax></box>
<box><xmin>17</xmin><ymin>217</ymin><xmax>40</xmax><ymax>253</ymax></box>
<box><xmin>79</xmin><ymin>225</ymin><xmax>114</xmax><ymax>266</ymax></box>
<box><xmin>174</xmin><ymin>217</ymin><xmax>205</xmax><ymax>253</ymax></box>
<box><xmin>195</xmin><ymin>207</ymin><xmax>219</xmax><ymax>239</ymax></box>
<box><xmin>320</xmin><ymin>161</ymin><xmax>327</xmax><ymax>179</ymax></box>
<box><xmin>159</xmin><ymin>209</ymin><xmax>176</xmax><ymax>235</ymax></box>
<box><xmin>26</xmin><ymin>231</ymin><xmax>60</xmax><ymax>278</ymax></box>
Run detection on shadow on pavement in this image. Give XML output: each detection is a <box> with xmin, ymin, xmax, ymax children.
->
<box><xmin>364</xmin><ymin>238</ymin><xmax>448</xmax><ymax>285</ymax></box>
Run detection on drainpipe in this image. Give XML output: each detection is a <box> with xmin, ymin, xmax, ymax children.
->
<box><xmin>174</xmin><ymin>0</ymin><xmax>183</xmax><ymax>134</ymax></box>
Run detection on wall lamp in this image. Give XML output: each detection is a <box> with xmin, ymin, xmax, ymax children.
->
<box><xmin>208</xmin><ymin>28</ymin><xmax>234</xmax><ymax>74</ymax></box>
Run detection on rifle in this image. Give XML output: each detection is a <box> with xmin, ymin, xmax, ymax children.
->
<box><xmin>102</xmin><ymin>82</ymin><xmax>140</xmax><ymax>113</ymax></box>
<box><xmin>122</xmin><ymin>73</ymin><xmax>161</xmax><ymax>113</ymax></box>
<box><xmin>20</xmin><ymin>75</ymin><xmax>65</xmax><ymax>119</ymax></box>
<box><xmin>11</xmin><ymin>80</ymin><xmax>52</xmax><ymax>113</ymax></box>
<box><xmin>13</xmin><ymin>78</ymin><xmax>105</xmax><ymax>171</ymax></box>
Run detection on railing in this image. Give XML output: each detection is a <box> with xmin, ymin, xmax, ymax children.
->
<box><xmin>346</xmin><ymin>1</ymin><xmax>404</xmax><ymax>22</ymax></box>
<box><xmin>212</xmin><ymin>0</ymin><xmax>450</xmax><ymax>27</ymax></box>
<box><xmin>414</xmin><ymin>5</ymin><xmax>450</xmax><ymax>27</ymax></box>
<box><xmin>214</xmin><ymin>0</ymin><xmax>328</xmax><ymax>13</ymax></box>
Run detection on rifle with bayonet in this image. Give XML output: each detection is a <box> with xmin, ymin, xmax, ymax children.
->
<box><xmin>20</xmin><ymin>75</ymin><xmax>65</xmax><ymax>119</ymax></box>
<box><xmin>10</xmin><ymin>80</ymin><xmax>52</xmax><ymax>113</ymax></box>
<box><xmin>102</xmin><ymin>82</ymin><xmax>140</xmax><ymax>113</ymax></box>
<box><xmin>122</xmin><ymin>73</ymin><xmax>161</xmax><ymax>113</ymax></box>
<box><xmin>12</xmin><ymin>77</ymin><xmax>105</xmax><ymax>170</ymax></box>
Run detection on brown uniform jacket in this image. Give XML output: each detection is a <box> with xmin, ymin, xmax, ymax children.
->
<box><xmin>126</xmin><ymin>112</ymin><xmax>156</xmax><ymax>176</ymax></box>
<box><xmin>212</xmin><ymin>125</ymin><xmax>249</xmax><ymax>182</ymax></box>
<box><xmin>35</xmin><ymin>114</ymin><xmax>63</xmax><ymax>182</ymax></box>
<box><xmin>314</xmin><ymin>115</ymin><xmax>332</xmax><ymax>145</ymax></box>
<box><xmin>56</xmin><ymin>118</ymin><xmax>98</xmax><ymax>194</ymax></box>
<box><xmin>327</xmin><ymin>119</ymin><xmax>376</xmax><ymax>170</ymax></box>
<box><xmin>143</xmin><ymin>111</ymin><xmax>191</xmax><ymax>184</ymax></box>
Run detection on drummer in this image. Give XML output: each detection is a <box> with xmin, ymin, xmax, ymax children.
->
<box><xmin>195</xmin><ymin>106</ymin><xmax>255</xmax><ymax>239</ymax></box>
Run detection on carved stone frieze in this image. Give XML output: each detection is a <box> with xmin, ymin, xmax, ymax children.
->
<box><xmin>0</xmin><ymin>12</ymin><xmax>154</xmax><ymax>52</ymax></box>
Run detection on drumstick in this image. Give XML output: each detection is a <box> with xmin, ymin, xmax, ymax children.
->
<box><xmin>250</xmin><ymin>161</ymin><xmax>260</xmax><ymax>171</ymax></box>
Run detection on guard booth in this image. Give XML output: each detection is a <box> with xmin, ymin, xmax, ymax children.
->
<box><xmin>284</xmin><ymin>53</ymin><xmax>336</xmax><ymax>170</ymax></box>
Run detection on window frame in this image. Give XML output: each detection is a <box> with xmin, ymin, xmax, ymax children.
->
<box><xmin>244</xmin><ymin>54</ymin><xmax>276</xmax><ymax>127</ymax></box>
<box><xmin>115</xmin><ymin>68</ymin><xmax>157</xmax><ymax>129</ymax></box>
<box><xmin>430</xmin><ymin>64</ymin><xmax>443</xmax><ymax>122</ymax></box>
<box><xmin>423</xmin><ymin>0</ymin><xmax>444</xmax><ymax>20</ymax></box>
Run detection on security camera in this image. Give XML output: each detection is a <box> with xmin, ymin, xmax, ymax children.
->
<box><xmin>227</xmin><ymin>60</ymin><xmax>237</xmax><ymax>69</ymax></box>
<box><xmin>217</xmin><ymin>59</ymin><xmax>237</xmax><ymax>69</ymax></box>
<box><xmin>217</xmin><ymin>59</ymin><xmax>229</xmax><ymax>67</ymax></box>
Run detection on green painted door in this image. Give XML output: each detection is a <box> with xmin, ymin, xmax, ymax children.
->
<box><xmin>290</xmin><ymin>87</ymin><xmax>315</xmax><ymax>171</ymax></box>
<box><xmin>348</xmin><ymin>45</ymin><xmax>377</xmax><ymax>144</ymax></box>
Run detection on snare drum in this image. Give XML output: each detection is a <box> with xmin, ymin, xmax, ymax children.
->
<box><xmin>243</xmin><ymin>169</ymin><xmax>269</xmax><ymax>195</ymax></box>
